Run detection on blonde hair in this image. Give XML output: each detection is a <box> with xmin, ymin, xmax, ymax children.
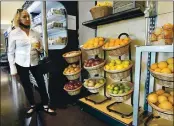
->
<box><xmin>13</xmin><ymin>10</ymin><xmax>31</xmax><ymax>27</ymax></box>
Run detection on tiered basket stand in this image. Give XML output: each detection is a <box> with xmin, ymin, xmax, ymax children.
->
<box><xmin>104</xmin><ymin>33</ymin><xmax>134</xmax><ymax>118</ymax></box>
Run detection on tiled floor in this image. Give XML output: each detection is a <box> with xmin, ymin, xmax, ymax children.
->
<box><xmin>0</xmin><ymin>66</ymin><xmax>108</xmax><ymax>126</ymax></box>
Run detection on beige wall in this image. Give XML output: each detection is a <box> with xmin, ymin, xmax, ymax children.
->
<box><xmin>96</xmin><ymin>1</ymin><xmax>173</xmax><ymax>107</ymax></box>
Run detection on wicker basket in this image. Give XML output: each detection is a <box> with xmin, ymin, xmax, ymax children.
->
<box><xmin>155</xmin><ymin>79</ymin><xmax>173</xmax><ymax>88</ymax></box>
<box><xmin>62</xmin><ymin>51</ymin><xmax>81</xmax><ymax>63</ymax></box>
<box><xmin>107</xmin><ymin>81</ymin><xmax>133</xmax><ymax>102</ymax></box>
<box><xmin>148</xmin><ymin>100</ymin><xmax>173</xmax><ymax>121</ymax></box>
<box><xmin>63</xmin><ymin>69</ymin><xmax>81</xmax><ymax>80</ymax></box>
<box><xmin>104</xmin><ymin>62</ymin><xmax>133</xmax><ymax>80</ymax></box>
<box><xmin>103</xmin><ymin>33</ymin><xmax>131</xmax><ymax>56</ymax></box>
<box><xmin>64</xmin><ymin>86</ymin><xmax>82</xmax><ymax>96</ymax></box>
<box><xmin>83</xmin><ymin>77</ymin><xmax>106</xmax><ymax>93</ymax></box>
<box><xmin>84</xmin><ymin>61</ymin><xmax>106</xmax><ymax>77</ymax></box>
<box><xmin>149</xmin><ymin>69</ymin><xmax>174</xmax><ymax>87</ymax></box>
<box><xmin>82</xmin><ymin>45</ymin><xmax>103</xmax><ymax>56</ymax></box>
<box><xmin>103</xmin><ymin>41</ymin><xmax>130</xmax><ymax>56</ymax></box>
<box><xmin>90</xmin><ymin>6</ymin><xmax>113</xmax><ymax>19</ymax></box>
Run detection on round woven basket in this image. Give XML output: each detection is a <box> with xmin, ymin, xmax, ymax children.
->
<box><xmin>62</xmin><ymin>51</ymin><xmax>81</xmax><ymax>63</ymax></box>
<box><xmin>149</xmin><ymin>68</ymin><xmax>174</xmax><ymax>83</ymax></box>
<box><xmin>107</xmin><ymin>81</ymin><xmax>133</xmax><ymax>102</ymax></box>
<box><xmin>64</xmin><ymin>86</ymin><xmax>82</xmax><ymax>96</ymax></box>
<box><xmin>104</xmin><ymin>62</ymin><xmax>133</xmax><ymax>80</ymax></box>
<box><xmin>155</xmin><ymin>79</ymin><xmax>173</xmax><ymax>88</ymax></box>
<box><xmin>103</xmin><ymin>41</ymin><xmax>131</xmax><ymax>56</ymax></box>
<box><xmin>90</xmin><ymin>6</ymin><xmax>113</xmax><ymax>19</ymax></box>
<box><xmin>102</xmin><ymin>33</ymin><xmax>131</xmax><ymax>56</ymax></box>
<box><xmin>82</xmin><ymin>45</ymin><xmax>103</xmax><ymax>56</ymax></box>
<box><xmin>83</xmin><ymin>77</ymin><xmax>106</xmax><ymax>93</ymax></box>
<box><xmin>148</xmin><ymin>100</ymin><xmax>173</xmax><ymax>121</ymax></box>
<box><xmin>84</xmin><ymin>61</ymin><xmax>106</xmax><ymax>77</ymax></box>
<box><xmin>63</xmin><ymin>69</ymin><xmax>81</xmax><ymax>80</ymax></box>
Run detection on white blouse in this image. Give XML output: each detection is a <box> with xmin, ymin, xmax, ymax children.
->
<box><xmin>8</xmin><ymin>27</ymin><xmax>42</xmax><ymax>75</ymax></box>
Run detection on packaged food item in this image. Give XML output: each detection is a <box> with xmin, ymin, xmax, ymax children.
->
<box><xmin>47</xmin><ymin>8</ymin><xmax>65</xmax><ymax>17</ymax></box>
<box><xmin>150</xmin><ymin>23</ymin><xmax>174</xmax><ymax>45</ymax></box>
<box><xmin>47</xmin><ymin>21</ymin><xmax>63</xmax><ymax>29</ymax></box>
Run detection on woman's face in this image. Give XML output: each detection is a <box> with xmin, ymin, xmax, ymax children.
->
<box><xmin>19</xmin><ymin>11</ymin><xmax>30</xmax><ymax>26</ymax></box>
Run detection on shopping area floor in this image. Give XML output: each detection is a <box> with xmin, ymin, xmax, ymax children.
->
<box><xmin>0</xmin><ymin>67</ymin><xmax>108</xmax><ymax>126</ymax></box>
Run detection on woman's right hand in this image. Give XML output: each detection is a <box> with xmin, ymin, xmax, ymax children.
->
<box><xmin>12</xmin><ymin>74</ymin><xmax>20</xmax><ymax>81</ymax></box>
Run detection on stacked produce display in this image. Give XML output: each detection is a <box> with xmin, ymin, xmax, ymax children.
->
<box><xmin>82</xmin><ymin>37</ymin><xmax>108</xmax><ymax>98</ymax></box>
<box><xmin>148</xmin><ymin>57</ymin><xmax>174</xmax><ymax>121</ymax></box>
<box><xmin>62</xmin><ymin>51</ymin><xmax>82</xmax><ymax>96</ymax></box>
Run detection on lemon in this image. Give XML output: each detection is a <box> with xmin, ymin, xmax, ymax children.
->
<box><xmin>109</xmin><ymin>63</ymin><xmax>115</xmax><ymax>67</ymax></box>
<box><xmin>122</xmin><ymin>60</ymin><xmax>130</xmax><ymax>65</ymax></box>
<box><xmin>116</xmin><ymin>65</ymin><xmax>124</xmax><ymax>70</ymax></box>
<box><xmin>105</xmin><ymin>65</ymin><xmax>110</xmax><ymax>70</ymax></box>
<box><xmin>168</xmin><ymin>64</ymin><xmax>174</xmax><ymax>72</ymax></box>
<box><xmin>167</xmin><ymin>57</ymin><xmax>174</xmax><ymax>64</ymax></box>
<box><xmin>158</xmin><ymin>61</ymin><xmax>168</xmax><ymax>69</ymax></box>
<box><xmin>111</xmin><ymin>59</ymin><xmax>115</xmax><ymax>63</ymax></box>
<box><xmin>110</xmin><ymin>66</ymin><xmax>115</xmax><ymax>70</ymax></box>
<box><xmin>161</xmin><ymin>68</ymin><xmax>172</xmax><ymax>74</ymax></box>
<box><xmin>123</xmin><ymin>64</ymin><xmax>129</xmax><ymax>69</ymax></box>
<box><xmin>115</xmin><ymin>59</ymin><xmax>122</xmax><ymax>65</ymax></box>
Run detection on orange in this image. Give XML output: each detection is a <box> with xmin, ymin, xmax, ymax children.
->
<box><xmin>156</xmin><ymin>89</ymin><xmax>165</xmax><ymax>95</ymax></box>
<box><xmin>161</xmin><ymin>68</ymin><xmax>172</xmax><ymax>74</ymax></box>
<box><xmin>147</xmin><ymin>93</ymin><xmax>158</xmax><ymax>103</ymax></box>
<box><xmin>94</xmin><ymin>38</ymin><xmax>99</xmax><ymax>42</ymax></box>
<box><xmin>109</xmin><ymin>42</ymin><xmax>114</xmax><ymax>47</ymax></box>
<box><xmin>99</xmin><ymin>37</ymin><xmax>104</xmax><ymax>41</ymax></box>
<box><xmin>158</xmin><ymin>95</ymin><xmax>168</xmax><ymax>103</ymax></box>
<box><xmin>104</xmin><ymin>43</ymin><xmax>109</xmax><ymax>48</ymax></box>
<box><xmin>99</xmin><ymin>41</ymin><xmax>104</xmax><ymax>46</ymax></box>
<box><xmin>114</xmin><ymin>42</ymin><xmax>119</xmax><ymax>46</ymax></box>
<box><xmin>158</xmin><ymin>61</ymin><xmax>168</xmax><ymax>69</ymax></box>
<box><xmin>150</xmin><ymin>63</ymin><xmax>158</xmax><ymax>70</ymax></box>
<box><xmin>154</xmin><ymin>68</ymin><xmax>161</xmax><ymax>72</ymax></box>
<box><xmin>120</xmin><ymin>41</ymin><xmax>125</xmax><ymax>46</ymax></box>
<box><xmin>158</xmin><ymin>101</ymin><xmax>173</xmax><ymax>110</ymax></box>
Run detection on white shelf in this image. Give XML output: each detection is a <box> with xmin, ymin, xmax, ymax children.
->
<box><xmin>47</xmin><ymin>27</ymin><xmax>66</xmax><ymax>35</ymax></box>
<box><xmin>135</xmin><ymin>45</ymin><xmax>173</xmax><ymax>53</ymax></box>
<box><xmin>48</xmin><ymin>45</ymin><xmax>66</xmax><ymax>50</ymax></box>
<box><xmin>47</xmin><ymin>14</ymin><xmax>65</xmax><ymax>23</ymax></box>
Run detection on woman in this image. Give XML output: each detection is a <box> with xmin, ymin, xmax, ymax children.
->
<box><xmin>8</xmin><ymin>9</ymin><xmax>56</xmax><ymax>117</ymax></box>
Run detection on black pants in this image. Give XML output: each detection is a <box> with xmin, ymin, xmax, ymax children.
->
<box><xmin>16</xmin><ymin>64</ymin><xmax>49</xmax><ymax>105</ymax></box>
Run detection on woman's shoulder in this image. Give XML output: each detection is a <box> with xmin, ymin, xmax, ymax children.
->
<box><xmin>9</xmin><ymin>27</ymin><xmax>21</xmax><ymax>36</ymax></box>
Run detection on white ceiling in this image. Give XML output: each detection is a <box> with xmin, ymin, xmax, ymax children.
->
<box><xmin>1</xmin><ymin>1</ymin><xmax>24</xmax><ymax>30</ymax></box>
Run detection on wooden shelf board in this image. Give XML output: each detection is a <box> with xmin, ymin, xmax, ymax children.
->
<box><xmin>79</xmin><ymin>98</ymin><xmax>133</xmax><ymax>125</ymax></box>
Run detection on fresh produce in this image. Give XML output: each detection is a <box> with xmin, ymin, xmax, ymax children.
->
<box><xmin>95</xmin><ymin>1</ymin><xmax>112</xmax><ymax>7</ymax></box>
<box><xmin>150</xmin><ymin>23</ymin><xmax>173</xmax><ymax>44</ymax></box>
<box><xmin>107</xmin><ymin>82</ymin><xmax>132</xmax><ymax>95</ymax></box>
<box><xmin>64</xmin><ymin>64</ymin><xmax>80</xmax><ymax>74</ymax></box>
<box><xmin>84</xmin><ymin>78</ymin><xmax>105</xmax><ymax>88</ymax></box>
<box><xmin>64</xmin><ymin>80</ymin><xmax>82</xmax><ymax>90</ymax></box>
<box><xmin>150</xmin><ymin>57</ymin><xmax>174</xmax><ymax>73</ymax></box>
<box><xmin>63</xmin><ymin>51</ymin><xmax>81</xmax><ymax>57</ymax></box>
<box><xmin>82</xmin><ymin>37</ymin><xmax>105</xmax><ymax>49</ymax></box>
<box><xmin>104</xmin><ymin>59</ymin><xmax>131</xmax><ymax>71</ymax></box>
<box><xmin>84</xmin><ymin>57</ymin><xmax>105</xmax><ymax>67</ymax></box>
<box><xmin>103</xmin><ymin>37</ymin><xmax>130</xmax><ymax>49</ymax></box>
<box><xmin>147</xmin><ymin>89</ymin><xmax>174</xmax><ymax>110</ymax></box>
